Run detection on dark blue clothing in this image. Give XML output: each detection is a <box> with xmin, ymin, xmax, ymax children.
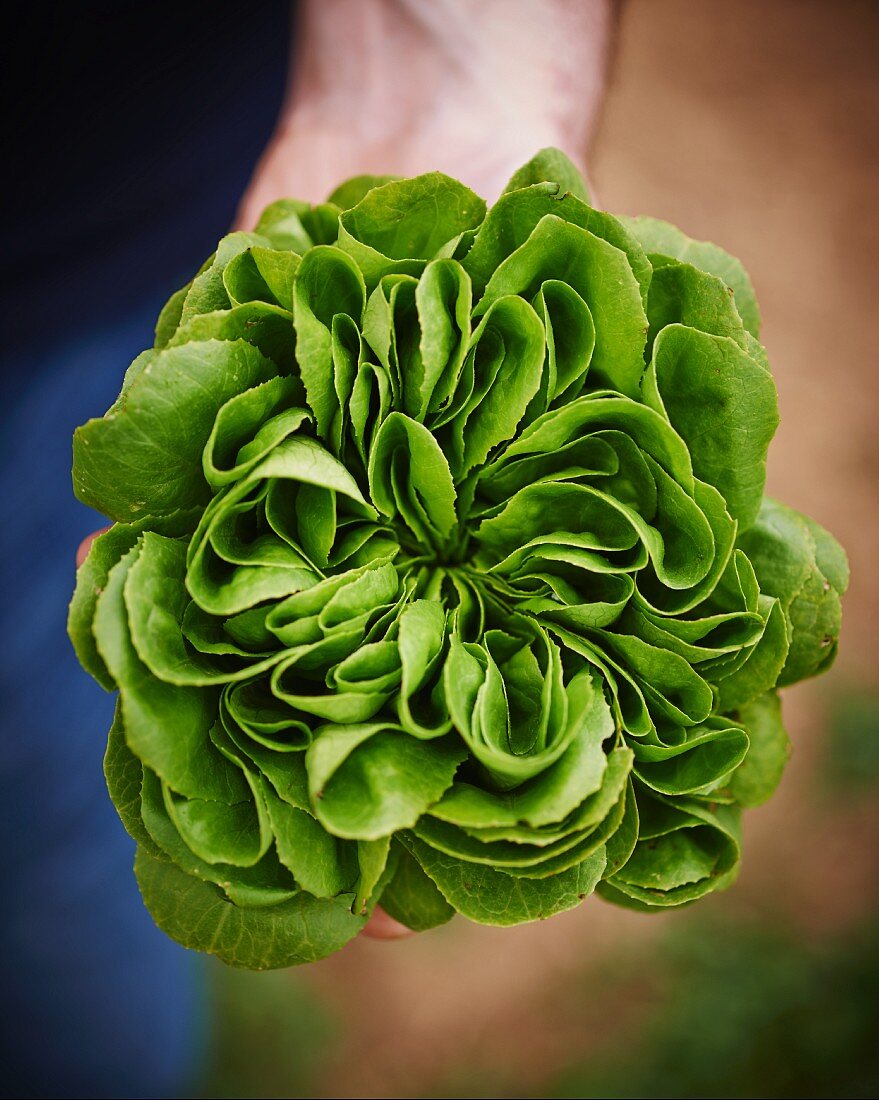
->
<box><xmin>1</xmin><ymin>6</ymin><xmax>290</xmax><ymax>1096</ymax></box>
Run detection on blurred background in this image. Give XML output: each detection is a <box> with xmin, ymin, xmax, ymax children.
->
<box><xmin>2</xmin><ymin>1</ymin><xmax>877</xmax><ymax>1097</ymax></box>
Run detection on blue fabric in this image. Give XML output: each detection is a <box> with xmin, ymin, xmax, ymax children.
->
<box><xmin>0</xmin><ymin>308</ymin><xmax>208</xmax><ymax>1100</ymax></box>
<box><xmin>0</xmin><ymin>5</ymin><xmax>291</xmax><ymax>1095</ymax></box>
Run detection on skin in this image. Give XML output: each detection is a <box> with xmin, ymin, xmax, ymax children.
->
<box><xmin>77</xmin><ymin>0</ymin><xmax>614</xmax><ymax>941</ymax></box>
<box><xmin>236</xmin><ymin>0</ymin><xmax>612</xmax><ymax>221</ymax></box>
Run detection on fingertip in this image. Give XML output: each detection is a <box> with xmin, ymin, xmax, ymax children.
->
<box><xmin>76</xmin><ymin>527</ymin><xmax>110</xmax><ymax>569</ymax></box>
<box><xmin>361</xmin><ymin>906</ymin><xmax>416</xmax><ymax>941</ymax></box>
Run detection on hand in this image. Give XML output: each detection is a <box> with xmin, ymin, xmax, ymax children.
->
<box><xmin>236</xmin><ymin>0</ymin><xmax>613</xmax><ymax>225</ymax></box>
<box><xmin>76</xmin><ymin>527</ymin><xmax>412</xmax><ymax>940</ymax></box>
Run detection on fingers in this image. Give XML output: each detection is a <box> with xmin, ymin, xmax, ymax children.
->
<box><xmin>76</xmin><ymin>527</ymin><xmax>111</xmax><ymax>568</ymax></box>
<box><xmin>361</xmin><ymin>905</ymin><xmax>415</xmax><ymax>941</ymax></box>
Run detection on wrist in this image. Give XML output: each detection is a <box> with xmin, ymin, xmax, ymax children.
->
<box><xmin>237</xmin><ymin>0</ymin><xmax>614</xmax><ymax>223</ymax></box>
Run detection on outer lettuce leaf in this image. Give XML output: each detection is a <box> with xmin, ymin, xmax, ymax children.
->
<box><xmin>737</xmin><ymin>498</ymin><xmax>848</xmax><ymax>685</ymax></box>
<box><xmin>621</xmin><ymin>213</ymin><xmax>761</xmax><ymax>338</ymax></box>
<box><xmin>503</xmin><ymin>146</ymin><xmax>591</xmax><ymax>202</ymax></box>
<box><xmin>328</xmin><ymin>174</ymin><xmax>401</xmax><ymax>210</ymax></box>
<box><xmin>643</xmin><ymin>323</ymin><xmax>778</xmax><ymax>528</ymax></box>
<box><xmin>134</xmin><ymin>848</ymin><xmax>364</xmax><ymax>969</ymax></box>
<box><xmin>727</xmin><ymin>692</ymin><xmax>791</xmax><ymax>807</ymax></box>
<box><xmin>379</xmin><ymin>841</ymin><xmax>455</xmax><ymax>931</ymax></box>
<box><xmin>73</xmin><ymin>340</ymin><xmax>278</xmax><ymax>520</ymax></box>
<box><xmin>337</xmin><ymin>173</ymin><xmax>486</xmax><ymax>287</ymax></box>
<box><xmin>404</xmin><ymin>836</ymin><xmax>607</xmax><ymax>925</ymax></box>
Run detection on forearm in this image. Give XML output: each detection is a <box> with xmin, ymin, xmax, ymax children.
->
<box><xmin>238</xmin><ymin>0</ymin><xmax>615</xmax><ymax>223</ymax></box>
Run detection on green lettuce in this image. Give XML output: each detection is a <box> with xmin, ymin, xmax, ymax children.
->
<box><xmin>70</xmin><ymin>149</ymin><xmax>847</xmax><ymax>968</ymax></box>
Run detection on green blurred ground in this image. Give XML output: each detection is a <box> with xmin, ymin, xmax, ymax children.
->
<box><xmin>197</xmin><ymin>2</ymin><xmax>879</xmax><ymax>1096</ymax></box>
<box><xmin>206</xmin><ymin>908</ymin><xmax>879</xmax><ymax>1100</ymax></box>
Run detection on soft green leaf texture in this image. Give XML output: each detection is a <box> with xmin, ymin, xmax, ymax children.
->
<box><xmin>70</xmin><ymin>151</ymin><xmax>847</xmax><ymax>968</ymax></box>
<box><xmin>621</xmin><ymin>214</ymin><xmax>762</xmax><ymax>339</ymax></box>
<box><xmin>134</xmin><ymin>848</ymin><xmax>364</xmax><ymax>969</ymax></box>
<box><xmin>380</xmin><ymin>841</ymin><xmax>455</xmax><ymax>931</ymax></box>
<box><xmin>727</xmin><ymin>693</ymin><xmax>790</xmax><ymax>807</ymax></box>
<box><xmin>503</xmin><ymin>147</ymin><xmax>591</xmax><ymax>203</ymax></box>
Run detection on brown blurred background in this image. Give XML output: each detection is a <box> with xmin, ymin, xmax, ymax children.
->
<box><xmin>203</xmin><ymin>3</ymin><xmax>879</xmax><ymax>1096</ymax></box>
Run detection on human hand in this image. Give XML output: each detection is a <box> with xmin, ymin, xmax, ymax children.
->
<box><xmin>236</xmin><ymin>0</ymin><xmax>613</xmax><ymax>226</ymax></box>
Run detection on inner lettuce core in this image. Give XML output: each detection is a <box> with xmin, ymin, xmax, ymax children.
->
<box><xmin>69</xmin><ymin>149</ymin><xmax>848</xmax><ymax>969</ymax></box>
